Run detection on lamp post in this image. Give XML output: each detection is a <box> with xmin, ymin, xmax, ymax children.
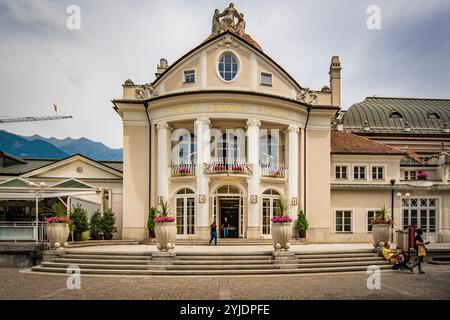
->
<box><xmin>28</xmin><ymin>182</ymin><xmax>46</xmax><ymax>242</ymax></box>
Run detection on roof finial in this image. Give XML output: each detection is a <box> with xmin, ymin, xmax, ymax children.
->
<box><xmin>212</xmin><ymin>3</ymin><xmax>246</xmax><ymax>37</ymax></box>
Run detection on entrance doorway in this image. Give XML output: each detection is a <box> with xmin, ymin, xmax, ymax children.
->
<box><xmin>213</xmin><ymin>185</ymin><xmax>244</xmax><ymax>238</ymax></box>
<box><xmin>219</xmin><ymin>198</ymin><xmax>239</xmax><ymax>238</ymax></box>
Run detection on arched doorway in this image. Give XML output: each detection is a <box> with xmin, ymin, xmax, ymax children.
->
<box><xmin>261</xmin><ymin>189</ymin><xmax>281</xmax><ymax>237</ymax></box>
<box><xmin>213</xmin><ymin>184</ymin><xmax>244</xmax><ymax>238</ymax></box>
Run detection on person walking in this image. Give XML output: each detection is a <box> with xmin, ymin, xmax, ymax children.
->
<box><xmin>222</xmin><ymin>217</ymin><xmax>230</xmax><ymax>238</ymax></box>
<box><xmin>410</xmin><ymin>229</ymin><xmax>430</xmax><ymax>274</ymax></box>
<box><xmin>209</xmin><ymin>221</ymin><xmax>218</xmax><ymax>246</ymax></box>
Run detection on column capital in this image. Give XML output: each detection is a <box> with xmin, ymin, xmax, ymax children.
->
<box><xmin>156</xmin><ymin>121</ymin><xmax>170</xmax><ymax>131</ymax></box>
<box><xmin>246</xmin><ymin>119</ymin><xmax>261</xmax><ymax>128</ymax></box>
<box><xmin>288</xmin><ymin>125</ymin><xmax>299</xmax><ymax>134</ymax></box>
<box><xmin>195</xmin><ymin>118</ymin><xmax>211</xmax><ymax>127</ymax></box>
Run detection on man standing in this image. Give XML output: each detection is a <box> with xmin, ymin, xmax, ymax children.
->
<box><xmin>222</xmin><ymin>217</ymin><xmax>230</xmax><ymax>238</ymax></box>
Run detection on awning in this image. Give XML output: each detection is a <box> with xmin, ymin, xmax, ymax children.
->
<box><xmin>0</xmin><ymin>190</ymin><xmax>101</xmax><ymax>201</ymax></box>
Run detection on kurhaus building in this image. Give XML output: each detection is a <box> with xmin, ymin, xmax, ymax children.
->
<box><xmin>113</xmin><ymin>4</ymin><xmax>450</xmax><ymax>244</ymax></box>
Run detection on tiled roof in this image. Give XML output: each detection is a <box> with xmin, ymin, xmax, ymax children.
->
<box><xmin>331</xmin><ymin>130</ymin><xmax>406</xmax><ymax>155</ymax></box>
<box><xmin>0</xmin><ymin>157</ymin><xmax>123</xmax><ymax>176</ymax></box>
<box><xmin>344</xmin><ymin>97</ymin><xmax>450</xmax><ymax>134</ymax></box>
<box><xmin>204</xmin><ymin>32</ymin><xmax>263</xmax><ymax>51</ymax></box>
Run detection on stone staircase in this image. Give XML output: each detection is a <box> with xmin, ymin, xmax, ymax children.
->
<box><xmin>31</xmin><ymin>249</ymin><xmax>391</xmax><ymax>276</ymax></box>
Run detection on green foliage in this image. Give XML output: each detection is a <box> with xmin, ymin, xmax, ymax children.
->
<box><xmin>159</xmin><ymin>200</ymin><xmax>170</xmax><ymax>217</ymax></box>
<box><xmin>274</xmin><ymin>197</ymin><xmax>290</xmax><ymax>217</ymax></box>
<box><xmin>374</xmin><ymin>205</ymin><xmax>391</xmax><ymax>222</ymax></box>
<box><xmin>43</xmin><ymin>202</ymin><xmax>66</xmax><ymax>218</ymax></box>
<box><xmin>90</xmin><ymin>210</ymin><xmax>102</xmax><ymax>235</ymax></box>
<box><xmin>147</xmin><ymin>207</ymin><xmax>157</xmax><ymax>232</ymax></box>
<box><xmin>295</xmin><ymin>210</ymin><xmax>309</xmax><ymax>232</ymax></box>
<box><xmin>99</xmin><ymin>209</ymin><xmax>117</xmax><ymax>235</ymax></box>
<box><xmin>69</xmin><ymin>204</ymin><xmax>90</xmax><ymax>234</ymax></box>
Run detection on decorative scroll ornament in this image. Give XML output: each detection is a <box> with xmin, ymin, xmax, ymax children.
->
<box><xmin>296</xmin><ymin>87</ymin><xmax>318</xmax><ymax>105</ymax></box>
<box><xmin>135</xmin><ymin>83</ymin><xmax>159</xmax><ymax>99</ymax></box>
<box><xmin>212</xmin><ymin>3</ymin><xmax>246</xmax><ymax>37</ymax></box>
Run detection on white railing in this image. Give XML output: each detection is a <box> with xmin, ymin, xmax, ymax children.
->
<box><xmin>206</xmin><ymin>157</ymin><xmax>250</xmax><ymax>175</ymax></box>
<box><xmin>171</xmin><ymin>163</ymin><xmax>196</xmax><ymax>177</ymax></box>
<box><xmin>0</xmin><ymin>221</ymin><xmax>47</xmax><ymax>242</ymax></box>
<box><xmin>261</xmin><ymin>163</ymin><xmax>286</xmax><ymax>178</ymax></box>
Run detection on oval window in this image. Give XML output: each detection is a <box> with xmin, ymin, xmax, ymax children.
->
<box><xmin>218</xmin><ymin>53</ymin><xmax>238</xmax><ymax>81</ymax></box>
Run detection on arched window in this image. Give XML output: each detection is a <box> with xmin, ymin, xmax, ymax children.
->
<box><xmin>218</xmin><ymin>53</ymin><xmax>238</xmax><ymax>81</ymax></box>
<box><xmin>260</xmin><ymin>134</ymin><xmax>280</xmax><ymax>165</ymax></box>
<box><xmin>428</xmin><ymin>112</ymin><xmax>440</xmax><ymax>120</ymax></box>
<box><xmin>172</xmin><ymin>131</ymin><xmax>196</xmax><ymax>164</ymax></box>
<box><xmin>175</xmin><ymin>188</ymin><xmax>195</xmax><ymax>236</ymax></box>
<box><xmin>263</xmin><ymin>189</ymin><xmax>280</xmax><ymax>196</ymax></box>
<box><xmin>390</xmin><ymin>111</ymin><xmax>403</xmax><ymax>119</ymax></box>
<box><xmin>216</xmin><ymin>185</ymin><xmax>241</xmax><ymax>194</ymax></box>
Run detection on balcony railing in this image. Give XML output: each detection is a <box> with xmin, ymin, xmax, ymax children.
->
<box><xmin>0</xmin><ymin>221</ymin><xmax>47</xmax><ymax>242</ymax></box>
<box><xmin>205</xmin><ymin>157</ymin><xmax>250</xmax><ymax>175</ymax></box>
<box><xmin>261</xmin><ymin>163</ymin><xmax>286</xmax><ymax>178</ymax></box>
<box><xmin>171</xmin><ymin>163</ymin><xmax>196</xmax><ymax>177</ymax></box>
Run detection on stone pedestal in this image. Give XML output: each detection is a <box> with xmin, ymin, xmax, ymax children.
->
<box><xmin>195</xmin><ymin>227</ymin><xmax>210</xmax><ymax>240</ymax></box>
<box><xmin>246</xmin><ymin>227</ymin><xmax>261</xmax><ymax>240</ymax></box>
<box><xmin>272</xmin><ymin>251</ymin><xmax>295</xmax><ymax>269</ymax></box>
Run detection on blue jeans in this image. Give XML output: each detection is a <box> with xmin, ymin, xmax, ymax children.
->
<box><xmin>209</xmin><ymin>231</ymin><xmax>217</xmax><ymax>245</ymax></box>
<box><xmin>223</xmin><ymin>227</ymin><xmax>229</xmax><ymax>238</ymax></box>
<box><xmin>412</xmin><ymin>255</ymin><xmax>424</xmax><ymax>272</ymax></box>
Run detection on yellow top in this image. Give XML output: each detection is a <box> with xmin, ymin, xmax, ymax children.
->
<box><xmin>382</xmin><ymin>247</ymin><xmax>394</xmax><ymax>261</ymax></box>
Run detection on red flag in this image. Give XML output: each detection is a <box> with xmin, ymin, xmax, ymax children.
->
<box><xmin>53</xmin><ymin>104</ymin><xmax>58</xmax><ymax>113</ymax></box>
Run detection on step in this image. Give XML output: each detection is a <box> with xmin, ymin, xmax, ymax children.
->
<box><xmin>297</xmin><ymin>260</ymin><xmax>388</xmax><ymax>268</ymax></box>
<box><xmin>66</xmin><ymin>251</ymin><xmax>150</xmax><ymax>256</ymax></box>
<box><xmin>297</xmin><ymin>257</ymin><xmax>385</xmax><ymax>264</ymax></box>
<box><xmin>176</xmin><ymin>255</ymin><xmax>273</xmax><ymax>261</ymax></box>
<box><xmin>52</xmin><ymin>258</ymin><xmax>149</xmax><ymax>265</ymax></box>
<box><xmin>172</xmin><ymin>259</ymin><xmax>276</xmax><ymax>265</ymax></box>
<box><xmin>31</xmin><ymin>264</ymin><xmax>393</xmax><ymax>276</ymax></box>
<box><xmin>62</xmin><ymin>254</ymin><xmax>149</xmax><ymax>260</ymax></box>
<box><xmin>296</xmin><ymin>253</ymin><xmax>378</xmax><ymax>259</ymax></box>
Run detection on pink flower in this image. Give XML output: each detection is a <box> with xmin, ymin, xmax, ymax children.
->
<box><xmin>271</xmin><ymin>216</ymin><xmax>292</xmax><ymax>223</ymax></box>
<box><xmin>154</xmin><ymin>214</ymin><xmax>176</xmax><ymax>223</ymax></box>
<box><xmin>371</xmin><ymin>219</ymin><xmax>391</xmax><ymax>225</ymax></box>
<box><xmin>417</xmin><ymin>172</ymin><xmax>429</xmax><ymax>179</ymax></box>
<box><xmin>45</xmin><ymin>217</ymin><xmax>73</xmax><ymax>224</ymax></box>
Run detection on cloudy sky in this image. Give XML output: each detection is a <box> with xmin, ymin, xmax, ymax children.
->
<box><xmin>0</xmin><ymin>0</ymin><xmax>449</xmax><ymax>149</ymax></box>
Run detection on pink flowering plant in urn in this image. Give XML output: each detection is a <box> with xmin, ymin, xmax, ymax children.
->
<box><xmin>154</xmin><ymin>199</ymin><xmax>177</xmax><ymax>251</ymax></box>
<box><xmin>271</xmin><ymin>197</ymin><xmax>293</xmax><ymax>251</ymax></box>
<box><xmin>43</xmin><ymin>202</ymin><xmax>73</xmax><ymax>249</ymax></box>
<box><xmin>371</xmin><ymin>205</ymin><xmax>392</xmax><ymax>248</ymax></box>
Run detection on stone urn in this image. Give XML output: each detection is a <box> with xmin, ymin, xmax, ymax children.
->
<box><xmin>271</xmin><ymin>222</ymin><xmax>292</xmax><ymax>251</ymax></box>
<box><xmin>46</xmin><ymin>223</ymin><xmax>70</xmax><ymax>249</ymax></box>
<box><xmin>155</xmin><ymin>222</ymin><xmax>177</xmax><ymax>251</ymax></box>
<box><xmin>372</xmin><ymin>223</ymin><xmax>390</xmax><ymax>247</ymax></box>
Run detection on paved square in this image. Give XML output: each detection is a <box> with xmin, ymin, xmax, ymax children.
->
<box><xmin>1</xmin><ymin>264</ymin><xmax>449</xmax><ymax>300</ymax></box>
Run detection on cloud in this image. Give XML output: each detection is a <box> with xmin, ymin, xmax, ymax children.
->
<box><xmin>0</xmin><ymin>0</ymin><xmax>449</xmax><ymax>149</ymax></box>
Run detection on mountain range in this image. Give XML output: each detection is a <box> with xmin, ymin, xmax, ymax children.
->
<box><xmin>0</xmin><ymin>130</ymin><xmax>123</xmax><ymax>161</ymax></box>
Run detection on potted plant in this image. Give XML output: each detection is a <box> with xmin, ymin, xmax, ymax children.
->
<box><xmin>271</xmin><ymin>197</ymin><xmax>293</xmax><ymax>251</ymax></box>
<box><xmin>90</xmin><ymin>210</ymin><xmax>103</xmax><ymax>240</ymax></box>
<box><xmin>154</xmin><ymin>200</ymin><xmax>176</xmax><ymax>251</ymax></box>
<box><xmin>43</xmin><ymin>202</ymin><xmax>72</xmax><ymax>249</ymax></box>
<box><xmin>417</xmin><ymin>171</ymin><xmax>429</xmax><ymax>180</ymax></box>
<box><xmin>69</xmin><ymin>204</ymin><xmax>89</xmax><ymax>241</ymax></box>
<box><xmin>100</xmin><ymin>209</ymin><xmax>117</xmax><ymax>240</ymax></box>
<box><xmin>295</xmin><ymin>210</ymin><xmax>309</xmax><ymax>238</ymax></box>
<box><xmin>371</xmin><ymin>205</ymin><xmax>392</xmax><ymax>247</ymax></box>
<box><xmin>147</xmin><ymin>207</ymin><xmax>157</xmax><ymax>238</ymax></box>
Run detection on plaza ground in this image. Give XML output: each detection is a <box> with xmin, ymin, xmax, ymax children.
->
<box><xmin>1</xmin><ymin>264</ymin><xmax>449</xmax><ymax>300</ymax></box>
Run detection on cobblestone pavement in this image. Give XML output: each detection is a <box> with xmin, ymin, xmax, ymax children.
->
<box><xmin>1</xmin><ymin>264</ymin><xmax>449</xmax><ymax>300</ymax></box>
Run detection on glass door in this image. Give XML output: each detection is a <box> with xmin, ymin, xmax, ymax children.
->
<box><xmin>402</xmin><ymin>198</ymin><xmax>438</xmax><ymax>243</ymax></box>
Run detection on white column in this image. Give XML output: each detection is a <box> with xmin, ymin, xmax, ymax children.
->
<box><xmin>195</xmin><ymin>118</ymin><xmax>211</xmax><ymax>239</ymax></box>
<box><xmin>246</xmin><ymin>119</ymin><xmax>261</xmax><ymax>239</ymax></box>
<box><xmin>287</xmin><ymin>125</ymin><xmax>299</xmax><ymax>220</ymax></box>
<box><xmin>156</xmin><ymin>121</ymin><xmax>170</xmax><ymax>201</ymax></box>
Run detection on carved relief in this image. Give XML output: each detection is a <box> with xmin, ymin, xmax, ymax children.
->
<box><xmin>135</xmin><ymin>83</ymin><xmax>159</xmax><ymax>99</ymax></box>
<box><xmin>296</xmin><ymin>87</ymin><xmax>318</xmax><ymax>105</ymax></box>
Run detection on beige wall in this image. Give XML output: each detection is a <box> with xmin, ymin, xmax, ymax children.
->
<box><xmin>122</xmin><ymin>124</ymin><xmax>149</xmax><ymax>240</ymax></box>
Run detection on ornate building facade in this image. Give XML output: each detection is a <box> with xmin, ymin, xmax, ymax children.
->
<box><xmin>113</xmin><ymin>4</ymin><xmax>450</xmax><ymax>243</ymax></box>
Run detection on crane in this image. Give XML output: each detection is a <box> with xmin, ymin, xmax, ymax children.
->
<box><xmin>0</xmin><ymin>115</ymin><xmax>73</xmax><ymax>124</ymax></box>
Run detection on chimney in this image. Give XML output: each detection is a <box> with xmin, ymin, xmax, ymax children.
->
<box><xmin>155</xmin><ymin>58</ymin><xmax>169</xmax><ymax>78</ymax></box>
<box><xmin>329</xmin><ymin>56</ymin><xmax>342</xmax><ymax>108</ymax></box>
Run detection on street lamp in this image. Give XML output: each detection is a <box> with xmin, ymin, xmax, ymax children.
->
<box><xmin>28</xmin><ymin>181</ymin><xmax>46</xmax><ymax>242</ymax></box>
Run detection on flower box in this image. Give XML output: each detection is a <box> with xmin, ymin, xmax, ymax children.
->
<box><xmin>213</xmin><ymin>165</ymin><xmax>226</xmax><ymax>171</ymax></box>
<box><xmin>416</xmin><ymin>172</ymin><xmax>429</xmax><ymax>180</ymax></box>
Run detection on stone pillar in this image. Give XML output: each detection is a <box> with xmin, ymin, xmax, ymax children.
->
<box><xmin>195</xmin><ymin>118</ymin><xmax>211</xmax><ymax>239</ymax></box>
<box><xmin>287</xmin><ymin>125</ymin><xmax>299</xmax><ymax>221</ymax></box>
<box><xmin>246</xmin><ymin>119</ymin><xmax>261</xmax><ymax>239</ymax></box>
<box><xmin>156</xmin><ymin>122</ymin><xmax>170</xmax><ymax>201</ymax></box>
